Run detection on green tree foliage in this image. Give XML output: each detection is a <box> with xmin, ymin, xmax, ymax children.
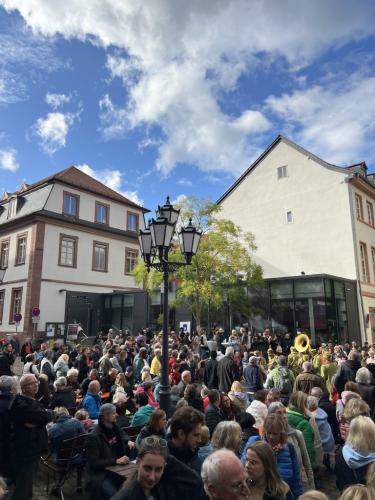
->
<box><xmin>132</xmin><ymin>197</ymin><xmax>263</xmax><ymax>329</ymax></box>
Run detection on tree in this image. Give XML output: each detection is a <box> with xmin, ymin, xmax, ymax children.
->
<box><xmin>132</xmin><ymin>197</ymin><xmax>263</xmax><ymax>330</ymax></box>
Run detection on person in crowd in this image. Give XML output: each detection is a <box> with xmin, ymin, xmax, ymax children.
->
<box><xmin>40</xmin><ymin>349</ymin><xmax>55</xmax><ymax>384</ymax></box>
<box><xmin>82</xmin><ymin>380</ymin><xmax>102</xmax><ymax>419</ymax></box>
<box><xmin>168</xmin><ymin>406</ymin><xmax>204</xmax><ymax>473</ymax></box>
<box><xmin>203</xmin><ymin>349</ymin><xmax>219</xmax><ymax>389</ymax></box>
<box><xmin>20</xmin><ymin>341</ymin><xmax>33</xmax><ymax>363</ymax></box>
<box><xmin>9</xmin><ymin>374</ymin><xmax>52</xmax><ymax>500</ymax></box>
<box><xmin>242</xmin><ymin>413</ymin><xmax>303</xmax><ymax>498</ymax></box>
<box><xmin>184</xmin><ymin>383</ymin><xmax>204</xmax><ymax>412</ymax></box>
<box><xmin>294</xmin><ymin>361</ymin><xmax>325</xmax><ymax>394</ymax></box>
<box><xmin>287</xmin><ymin>391</ymin><xmax>316</xmax><ymax>469</ymax></box>
<box><xmin>101</xmin><ymin>367</ymin><xmax>119</xmax><ymax>393</ymax></box>
<box><xmin>66</xmin><ymin>367</ymin><xmax>80</xmax><ymax>391</ymax></box>
<box><xmin>198</xmin><ymin>425</ymin><xmax>214</xmax><ymax>461</ymax></box>
<box><xmin>99</xmin><ymin>348</ymin><xmax>116</xmax><ymax>378</ymax></box>
<box><xmin>320</xmin><ymin>353</ymin><xmax>337</xmax><ymax>395</ymax></box>
<box><xmin>22</xmin><ymin>353</ymin><xmax>39</xmax><ymax>376</ymax></box>
<box><xmin>35</xmin><ymin>373</ymin><xmax>51</xmax><ymax>407</ymax></box>
<box><xmin>54</xmin><ymin>353</ymin><xmax>69</xmax><ymax>378</ymax></box>
<box><xmin>0</xmin><ymin>375</ymin><xmax>18</xmax><ymax>478</ymax></box>
<box><xmin>311</xmin><ymin>386</ymin><xmax>340</xmax><ymax>444</ymax></box>
<box><xmin>49</xmin><ymin>376</ymin><xmax>76</xmax><ymax>409</ymax></box>
<box><xmin>112</xmin><ymin>436</ymin><xmax>206</xmax><ymax>500</ymax></box>
<box><xmin>112</xmin><ymin>391</ymin><xmax>131</xmax><ymax>428</ymax></box>
<box><xmin>48</xmin><ymin>406</ymin><xmax>86</xmax><ymax>461</ymax></box>
<box><xmin>299</xmin><ymin>492</ymin><xmax>328</xmax><ymax>500</ymax></box>
<box><xmin>341</xmin><ymin>397</ymin><xmax>371</xmax><ymax>442</ymax></box>
<box><xmin>205</xmin><ymin>389</ymin><xmax>227</xmax><ymax>435</ymax></box>
<box><xmin>133</xmin><ymin>347</ymin><xmax>148</xmax><ymax>381</ymax></box>
<box><xmin>306</xmin><ymin>395</ymin><xmax>335</xmax><ymax>467</ymax></box>
<box><xmin>355</xmin><ymin>366</ymin><xmax>375</xmax><ymax>417</ymax></box>
<box><xmin>244</xmin><ymin>355</ymin><xmax>263</xmax><ymax>395</ymax></box>
<box><xmin>176</xmin><ymin>370</ymin><xmax>192</xmax><ymax>396</ymax></box>
<box><xmin>238</xmin><ymin>411</ymin><xmax>258</xmax><ymax>454</ymax></box>
<box><xmin>338</xmin><ymin>484</ymin><xmax>375</xmax><ymax>500</ymax></box>
<box><xmin>201</xmin><ymin>448</ymin><xmax>249</xmax><ymax>500</ymax></box>
<box><xmin>220</xmin><ymin>391</ymin><xmax>236</xmax><ymax>420</ymax></box>
<box><xmin>334</xmin><ymin>351</ymin><xmax>362</xmax><ymax>396</ymax></box>
<box><xmin>336</xmin><ymin>382</ymin><xmax>361</xmax><ymax>441</ymax></box>
<box><xmin>211</xmin><ymin>420</ymin><xmax>242</xmax><ymax>455</ymax></box>
<box><xmin>150</xmin><ymin>348</ymin><xmax>162</xmax><ymax>377</ymax></box>
<box><xmin>266</xmin><ymin>388</ymin><xmax>281</xmax><ymax>406</ymax></box>
<box><xmin>266</xmin><ymin>356</ymin><xmax>295</xmax><ymax>405</ymax></box>
<box><xmin>228</xmin><ymin>380</ymin><xmax>249</xmax><ymax>414</ymax></box>
<box><xmin>247</xmin><ymin>389</ymin><xmax>269</xmax><ymax>429</ymax></box>
<box><xmin>335</xmin><ymin>416</ymin><xmax>375</xmax><ymax>491</ymax></box>
<box><xmin>136</xmin><ymin>409</ymin><xmax>167</xmax><ymax>448</ymax></box>
<box><xmin>245</xmin><ymin>440</ymin><xmax>294</xmax><ymax>499</ymax></box>
<box><xmin>0</xmin><ymin>347</ymin><xmax>13</xmax><ymax>376</ymax></box>
<box><xmin>131</xmin><ymin>392</ymin><xmax>155</xmax><ymax>426</ymax></box>
<box><xmin>80</xmin><ymin>368</ymin><xmax>99</xmax><ymax>397</ymax></box>
<box><xmin>84</xmin><ymin>403</ymin><xmax>133</xmax><ymax>499</ymax></box>
<box><xmin>217</xmin><ymin>346</ymin><xmax>239</xmax><ymax>393</ymax></box>
<box><xmin>74</xmin><ymin>408</ymin><xmax>94</xmax><ymax>432</ymax></box>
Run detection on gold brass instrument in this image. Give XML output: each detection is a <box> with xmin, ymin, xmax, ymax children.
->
<box><xmin>294</xmin><ymin>333</ymin><xmax>310</xmax><ymax>353</ymax></box>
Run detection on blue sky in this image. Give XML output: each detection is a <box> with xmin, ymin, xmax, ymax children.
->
<box><xmin>0</xmin><ymin>1</ymin><xmax>375</xmax><ymax>211</ymax></box>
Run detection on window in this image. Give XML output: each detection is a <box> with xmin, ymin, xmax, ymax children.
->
<box><xmin>286</xmin><ymin>211</ymin><xmax>293</xmax><ymax>224</ymax></box>
<box><xmin>63</xmin><ymin>191</ymin><xmax>79</xmax><ymax>217</ymax></box>
<box><xmin>127</xmin><ymin>212</ymin><xmax>139</xmax><ymax>232</ymax></box>
<box><xmin>15</xmin><ymin>234</ymin><xmax>27</xmax><ymax>265</ymax></box>
<box><xmin>125</xmin><ymin>248</ymin><xmax>139</xmax><ymax>274</ymax></box>
<box><xmin>9</xmin><ymin>287</ymin><xmax>22</xmax><ymax>323</ymax></box>
<box><xmin>95</xmin><ymin>202</ymin><xmax>109</xmax><ymax>224</ymax></box>
<box><xmin>92</xmin><ymin>241</ymin><xmax>108</xmax><ymax>272</ymax></box>
<box><xmin>367</xmin><ymin>201</ymin><xmax>374</xmax><ymax>227</ymax></box>
<box><xmin>372</xmin><ymin>248</ymin><xmax>375</xmax><ymax>283</ymax></box>
<box><xmin>7</xmin><ymin>198</ymin><xmax>17</xmax><ymax>219</ymax></box>
<box><xmin>59</xmin><ymin>234</ymin><xmax>78</xmax><ymax>267</ymax></box>
<box><xmin>0</xmin><ymin>239</ymin><xmax>10</xmax><ymax>268</ymax></box>
<box><xmin>0</xmin><ymin>290</ymin><xmax>4</xmax><ymax>323</ymax></box>
<box><xmin>277</xmin><ymin>165</ymin><xmax>288</xmax><ymax>179</ymax></box>
<box><xmin>360</xmin><ymin>241</ymin><xmax>370</xmax><ymax>283</ymax></box>
<box><xmin>355</xmin><ymin>194</ymin><xmax>364</xmax><ymax>220</ymax></box>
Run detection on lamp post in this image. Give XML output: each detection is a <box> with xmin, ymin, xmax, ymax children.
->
<box><xmin>139</xmin><ymin>196</ymin><xmax>202</xmax><ymax>415</ymax></box>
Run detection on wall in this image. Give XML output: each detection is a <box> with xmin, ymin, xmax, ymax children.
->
<box><xmin>219</xmin><ymin>141</ymin><xmax>357</xmax><ymax>280</ymax></box>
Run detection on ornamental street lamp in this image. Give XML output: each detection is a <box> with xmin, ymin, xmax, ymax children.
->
<box><xmin>139</xmin><ymin>196</ymin><xmax>202</xmax><ymax>415</ymax></box>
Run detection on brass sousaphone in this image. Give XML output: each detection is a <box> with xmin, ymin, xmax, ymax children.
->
<box><xmin>294</xmin><ymin>333</ymin><xmax>310</xmax><ymax>353</ymax></box>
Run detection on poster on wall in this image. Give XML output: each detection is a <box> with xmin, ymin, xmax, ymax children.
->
<box><xmin>46</xmin><ymin>324</ymin><xmax>55</xmax><ymax>338</ymax></box>
<box><xmin>179</xmin><ymin>321</ymin><xmax>191</xmax><ymax>334</ymax></box>
<box><xmin>67</xmin><ymin>324</ymin><xmax>79</xmax><ymax>340</ymax></box>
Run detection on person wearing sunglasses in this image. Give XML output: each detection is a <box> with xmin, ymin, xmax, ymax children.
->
<box><xmin>112</xmin><ymin>435</ymin><xmax>206</xmax><ymax>500</ymax></box>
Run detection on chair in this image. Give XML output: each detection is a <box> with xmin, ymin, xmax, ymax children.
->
<box><xmin>41</xmin><ymin>434</ymin><xmax>87</xmax><ymax>499</ymax></box>
<box><xmin>122</xmin><ymin>424</ymin><xmax>144</xmax><ymax>441</ymax></box>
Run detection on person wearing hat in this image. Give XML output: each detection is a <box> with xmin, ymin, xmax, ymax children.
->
<box><xmin>84</xmin><ymin>403</ymin><xmax>134</xmax><ymax>499</ymax></box>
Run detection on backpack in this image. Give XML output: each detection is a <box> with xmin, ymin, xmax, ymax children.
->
<box><xmin>276</xmin><ymin>367</ymin><xmax>293</xmax><ymax>394</ymax></box>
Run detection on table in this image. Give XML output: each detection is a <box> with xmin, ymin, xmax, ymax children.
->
<box><xmin>105</xmin><ymin>462</ymin><xmax>137</xmax><ymax>478</ymax></box>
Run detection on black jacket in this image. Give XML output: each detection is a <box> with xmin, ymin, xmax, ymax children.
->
<box><xmin>334</xmin><ymin>360</ymin><xmax>361</xmax><ymax>395</ymax></box>
<box><xmin>111</xmin><ymin>454</ymin><xmax>207</xmax><ymax>500</ymax></box>
<box><xmin>203</xmin><ymin>358</ymin><xmax>218</xmax><ymax>389</ymax></box>
<box><xmin>9</xmin><ymin>394</ymin><xmax>52</xmax><ymax>463</ymax></box>
<box><xmin>204</xmin><ymin>403</ymin><xmax>226</xmax><ymax>436</ymax></box>
<box><xmin>0</xmin><ymin>392</ymin><xmax>15</xmax><ymax>475</ymax></box>
<box><xmin>49</xmin><ymin>387</ymin><xmax>76</xmax><ymax>409</ymax></box>
<box><xmin>243</xmin><ymin>364</ymin><xmax>263</xmax><ymax>392</ymax></box>
<box><xmin>319</xmin><ymin>394</ymin><xmax>340</xmax><ymax>443</ymax></box>
<box><xmin>357</xmin><ymin>383</ymin><xmax>375</xmax><ymax>417</ymax></box>
<box><xmin>217</xmin><ymin>355</ymin><xmax>239</xmax><ymax>393</ymax></box>
<box><xmin>335</xmin><ymin>446</ymin><xmax>369</xmax><ymax>491</ymax></box>
<box><xmin>85</xmin><ymin>421</ymin><xmax>130</xmax><ymax>500</ymax></box>
<box><xmin>0</xmin><ymin>354</ymin><xmax>12</xmax><ymax>376</ymax></box>
<box><xmin>168</xmin><ymin>441</ymin><xmax>202</xmax><ymax>474</ymax></box>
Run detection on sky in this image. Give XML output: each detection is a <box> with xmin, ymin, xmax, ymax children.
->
<box><xmin>0</xmin><ymin>1</ymin><xmax>375</xmax><ymax>212</ymax></box>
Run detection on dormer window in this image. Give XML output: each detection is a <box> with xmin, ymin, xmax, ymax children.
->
<box><xmin>7</xmin><ymin>197</ymin><xmax>17</xmax><ymax>219</ymax></box>
<box><xmin>63</xmin><ymin>191</ymin><xmax>80</xmax><ymax>217</ymax></box>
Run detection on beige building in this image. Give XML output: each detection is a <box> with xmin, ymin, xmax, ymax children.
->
<box><xmin>218</xmin><ymin>135</ymin><xmax>375</xmax><ymax>345</ymax></box>
<box><xmin>0</xmin><ymin>167</ymin><xmax>146</xmax><ymax>340</ymax></box>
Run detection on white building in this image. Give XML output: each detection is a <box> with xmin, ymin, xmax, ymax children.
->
<box><xmin>218</xmin><ymin>135</ymin><xmax>375</xmax><ymax>345</ymax></box>
<box><xmin>0</xmin><ymin>166</ymin><xmax>146</xmax><ymax>341</ymax></box>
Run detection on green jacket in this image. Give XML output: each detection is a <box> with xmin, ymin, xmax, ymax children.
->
<box><xmin>131</xmin><ymin>404</ymin><xmax>155</xmax><ymax>426</ymax></box>
<box><xmin>287</xmin><ymin>408</ymin><xmax>316</xmax><ymax>468</ymax></box>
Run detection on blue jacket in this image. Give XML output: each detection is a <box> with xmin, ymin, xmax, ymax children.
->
<box><xmin>48</xmin><ymin>415</ymin><xmax>85</xmax><ymax>453</ymax></box>
<box><xmin>243</xmin><ymin>364</ymin><xmax>262</xmax><ymax>392</ymax></box>
<box><xmin>241</xmin><ymin>436</ymin><xmax>302</xmax><ymax>499</ymax></box>
<box><xmin>314</xmin><ymin>408</ymin><xmax>335</xmax><ymax>454</ymax></box>
<box><xmin>82</xmin><ymin>392</ymin><xmax>101</xmax><ymax>419</ymax></box>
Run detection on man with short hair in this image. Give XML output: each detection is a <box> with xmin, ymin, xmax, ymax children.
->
<box><xmin>334</xmin><ymin>351</ymin><xmax>362</xmax><ymax>395</ymax></box>
<box><xmin>294</xmin><ymin>361</ymin><xmax>325</xmax><ymax>394</ymax></box>
<box><xmin>243</xmin><ymin>356</ymin><xmax>263</xmax><ymax>394</ymax></box>
<box><xmin>99</xmin><ymin>348</ymin><xmax>115</xmax><ymax>377</ymax></box>
<box><xmin>205</xmin><ymin>389</ymin><xmax>226</xmax><ymax>436</ymax></box>
<box><xmin>177</xmin><ymin>369</ymin><xmax>192</xmax><ymax>396</ymax></box>
<box><xmin>201</xmin><ymin>449</ymin><xmax>249</xmax><ymax>500</ymax></box>
<box><xmin>131</xmin><ymin>392</ymin><xmax>155</xmax><ymax>426</ymax></box>
<box><xmin>169</xmin><ymin>406</ymin><xmax>205</xmax><ymax>473</ymax></box>
<box><xmin>203</xmin><ymin>350</ymin><xmax>218</xmax><ymax>389</ymax></box>
<box><xmin>49</xmin><ymin>376</ymin><xmax>76</xmax><ymax>409</ymax></box>
<box><xmin>9</xmin><ymin>374</ymin><xmax>52</xmax><ymax>499</ymax></box>
<box><xmin>217</xmin><ymin>347</ymin><xmax>239</xmax><ymax>393</ymax></box>
<box><xmin>48</xmin><ymin>407</ymin><xmax>85</xmax><ymax>460</ymax></box>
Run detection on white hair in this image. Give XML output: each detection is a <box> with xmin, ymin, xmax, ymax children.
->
<box><xmin>201</xmin><ymin>449</ymin><xmax>238</xmax><ymax>496</ymax></box>
<box><xmin>0</xmin><ymin>375</ymin><xmax>18</xmax><ymax>393</ymax></box>
<box><xmin>306</xmin><ymin>395</ymin><xmax>319</xmax><ymax>411</ymax></box>
<box><xmin>67</xmin><ymin>368</ymin><xmax>79</xmax><ymax>377</ymax></box>
<box><xmin>54</xmin><ymin>376</ymin><xmax>67</xmax><ymax>390</ymax></box>
<box><xmin>225</xmin><ymin>346</ymin><xmax>234</xmax><ymax>357</ymax></box>
<box><xmin>356</xmin><ymin>367</ymin><xmax>372</xmax><ymax>385</ymax></box>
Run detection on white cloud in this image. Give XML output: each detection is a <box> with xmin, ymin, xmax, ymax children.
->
<box><xmin>172</xmin><ymin>194</ymin><xmax>188</xmax><ymax>205</ymax></box>
<box><xmin>45</xmin><ymin>92</ymin><xmax>71</xmax><ymax>109</ymax></box>
<box><xmin>77</xmin><ymin>164</ymin><xmax>143</xmax><ymax>206</ymax></box>
<box><xmin>177</xmin><ymin>177</ymin><xmax>193</xmax><ymax>187</ymax></box>
<box><xmin>34</xmin><ymin>111</ymin><xmax>76</xmax><ymax>154</ymax></box>
<box><xmin>0</xmin><ymin>148</ymin><xmax>19</xmax><ymax>171</ymax></box>
<box><xmin>3</xmin><ymin>0</ymin><xmax>375</xmax><ymax>171</ymax></box>
<box><xmin>266</xmin><ymin>74</ymin><xmax>375</xmax><ymax>165</ymax></box>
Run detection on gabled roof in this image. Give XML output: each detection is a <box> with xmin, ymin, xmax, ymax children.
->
<box><xmin>1</xmin><ymin>165</ymin><xmax>148</xmax><ymax>212</ymax></box>
<box><xmin>217</xmin><ymin>135</ymin><xmax>367</xmax><ymax>204</ymax></box>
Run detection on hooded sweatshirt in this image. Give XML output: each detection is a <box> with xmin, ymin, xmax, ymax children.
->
<box><xmin>314</xmin><ymin>408</ymin><xmax>335</xmax><ymax>454</ymax></box>
<box><xmin>335</xmin><ymin>444</ymin><xmax>375</xmax><ymax>491</ymax></box>
<box><xmin>343</xmin><ymin>445</ymin><xmax>375</xmax><ymax>469</ymax></box>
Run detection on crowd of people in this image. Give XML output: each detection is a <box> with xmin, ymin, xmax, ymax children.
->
<box><xmin>0</xmin><ymin>326</ymin><xmax>374</xmax><ymax>500</ymax></box>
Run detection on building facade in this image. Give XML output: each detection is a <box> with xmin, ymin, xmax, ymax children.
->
<box><xmin>218</xmin><ymin>135</ymin><xmax>375</xmax><ymax>344</ymax></box>
<box><xmin>0</xmin><ymin>167</ymin><xmax>146</xmax><ymax>341</ymax></box>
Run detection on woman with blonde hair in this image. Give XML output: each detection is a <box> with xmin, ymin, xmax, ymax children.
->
<box><xmin>228</xmin><ymin>380</ymin><xmax>249</xmax><ymax>413</ymax></box>
<box><xmin>338</xmin><ymin>484</ymin><xmax>375</xmax><ymax>500</ymax></box>
<box><xmin>335</xmin><ymin>416</ymin><xmax>375</xmax><ymax>491</ymax></box>
<box><xmin>53</xmin><ymin>353</ymin><xmax>69</xmax><ymax>378</ymax></box>
<box><xmin>299</xmin><ymin>492</ymin><xmax>328</xmax><ymax>500</ymax></box>
<box><xmin>287</xmin><ymin>391</ymin><xmax>316</xmax><ymax>469</ymax></box>
<box><xmin>211</xmin><ymin>420</ymin><xmax>242</xmax><ymax>454</ymax></box>
<box><xmin>245</xmin><ymin>440</ymin><xmax>293</xmax><ymax>499</ymax></box>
